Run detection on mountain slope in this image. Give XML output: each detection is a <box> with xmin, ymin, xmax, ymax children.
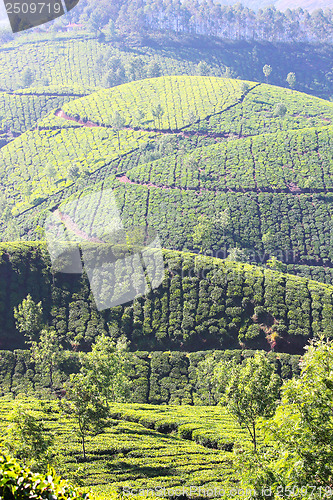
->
<box><xmin>2</xmin><ymin>76</ymin><xmax>333</xmax><ymax>278</ymax></box>
<box><xmin>0</xmin><ymin>243</ymin><xmax>332</xmax><ymax>353</ymax></box>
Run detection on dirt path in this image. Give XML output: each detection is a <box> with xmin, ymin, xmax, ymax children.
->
<box><xmin>54</xmin><ymin>208</ymin><xmax>105</xmax><ymax>243</ymax></box>
<box><xmin>116</xmin><ymin>173</ymin><xmax>333</xmax><ymax>196</ymax></box>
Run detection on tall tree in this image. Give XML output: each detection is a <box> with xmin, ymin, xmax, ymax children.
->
<box><xmin>62</xmin><ymin>373</ymin><xmax>109</xmax><ymax>460</ymax></box>
<box><xmin>111</xmin><ymin>111</ymin><xmax>126</xmax><ymax>149</ymax></box>
<box><xmin>257</xmin><ymin>338</ymin><xmax>333</xmax><ymax>489</ymax></box>
<box><xmin>262</xmin><ymin>64</ymin><xmax>272</xmax><ymax>83</ymax></box>
<box><xmin>4</xmin><ymin>408</ymin><xmax>53</xmax><ymax>472</ymax></box>
<box><xmin>30</xmin><ymin>328</ymin><xmax>63</xmax><ymax>392</ymax></box>
<box><xmin>286</xmin><ymin>71</ymin><xmax>296</xmax><ymax>90</ymax></box>
<box><xmin>151</xmin><ymin>103</ymin><xmax>165</xmax><ymax>129</ymax></box>
<box><xmin>80</xmin><ymin>334</ymin><xmax>131</xmax><ymax>407</ymax></box>
<box><xmin>222</xmin><ymin>352</ymin><xmax>280</xmax><ymax>452</ymax></box>
<box><xmin>14</xmin><ymin>294</ymin><xmax>43</xmax><ymax>344</ymax></box>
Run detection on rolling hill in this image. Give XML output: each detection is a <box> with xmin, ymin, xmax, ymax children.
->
<box><xmin>2</xmin><ymin>75</ymin><xmax>333</xmax><ymax>286</ymax></box>
<box><xmin>1</xmin><ymin>242</ymin><xmax>333</xmax><ymax>353</ymax></box>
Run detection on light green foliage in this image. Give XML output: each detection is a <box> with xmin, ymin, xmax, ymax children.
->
<box><xmin>262</xmin><ymin>64</ymin><xmax>272</xmax><ymax>82</ymax></box>
<box><xmin>13</xmin><ymin>294</ymin><xmax>43</xmax><ymax>343</ymax></box>
<box><xmin>222</xmin><ymin>352</ymin><xmax>281</xmax><ymax>451</ymax></box>
<box><xmin>62</xmin><ymin>374</ymin><xmax>109</xmax><ymax>459</ymax></box>
<box><xmin>2</xmin><ymin>407</ymin><xmax>53</xmax><ymax>471</ymax></box>
<box><xmin>0</xmin><ymin>397</ymin><xmax>246</xmax><ymax>496</ymax></box>
<box><xmin>0</xmin><ymin>453</ymin><xmax>89</xmax><ymax>499</ymax></box>
<box><xmin>81</xmin><ymin>334</ymin><xmax>131</xmax><ymax>406</ymax></box>
<box><xmin>111</xmin><ymin>111</ymin><xmax>126</xmax><ymax>148</ymax></box>
<box><xmin>258</xmin><ymin>338</ymin><xmax>333</xmax><ymax>490</ymax></box>
<box><xmin>30</xmin><ymin>328</ymin><xmax>63</xmax><ymax>392</ymax></box>
<box><xmin>287</xmin><ymin>71</ymin><xmax>297</xmax><ymax>89</ymax></box>
<box><xmin>61</xmin><ymin>76</ymin><xmax>249</xmax><ymax>131</ymax></box>
<box><xmin>191</xmin><ymin>210</ymin><xmax>229</xmax><ymax>253</ymax></box>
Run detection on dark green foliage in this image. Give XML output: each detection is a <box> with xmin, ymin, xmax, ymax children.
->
<box><xmin>0</xmin><ymin>244</ymin><xmax>333</xmax><ymax>353</ymax></box>
<box><xmin>0</xmin><ymin>347</ymin><xmax>300</xmax><ymax>404</ymax></box>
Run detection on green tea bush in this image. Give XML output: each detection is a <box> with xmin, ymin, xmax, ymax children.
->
<box><xmin>0</xmin><ymin>454</ymin><xmax>88</xmax><ymax>499</ymax></box>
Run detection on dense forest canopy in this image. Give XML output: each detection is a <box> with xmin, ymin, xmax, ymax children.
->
<box><xmin>64</xmin><ymin>0</ymin><xmax>333</xmax><ymax>43</ymax></box>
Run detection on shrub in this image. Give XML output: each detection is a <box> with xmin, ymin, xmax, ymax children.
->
<box><xmin>0</xmin><ymin>453</ymin><xmax>89</xmax><ymax>499</ymax></box>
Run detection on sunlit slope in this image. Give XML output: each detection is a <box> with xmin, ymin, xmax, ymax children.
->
<box><xmin>0</xmin><ymin>398</ymin><xmax>244</xmax><ymax>496</ymax></box>
<box><xmin>59</xmin><ymin>76</ymin><xmax>333</xmax><ymax>134</ymax></box>
<box><xmin>3</xmin><ymin>76</ymin><xmax>333</xmax><ymax>271</ymax></box>
<box><xmin>0</xmin><ymin>127</ymin><xmax>156</xmax><ymax>213</ymax></box>
<box><xmin>125</xmin><ymin>125</ymin><xmax>333</xmax><ymax>191</ymax></box>
<box><xmin>2</xmin><ymin>75</ymin><xmax>333</xmax><ymax>214</ymax></box>
<box><xmin>0</xmin><ymin>87</ymin><xmax>88</xmax><ymax>134</ymax></box>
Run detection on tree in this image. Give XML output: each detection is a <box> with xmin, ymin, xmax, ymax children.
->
<box><xmin>151</xmin><ymin>103</ymin><xmax>164</xmax><ymax>129</ymax></box>
<box><xmin>103</xmin><ymin>56</ymin><xmax>126</xmax><ymax>87</ymax></box>
<box><xmin>134</xmin><ymin>109</ymin><xmax>145</xmax><ymax>128</ymax></box>
<box><xmin>13</xmin><ymin>294</ymin><xmax>43</xmax><ymax>343</ymax></box>
<box><xmin>227</xmin><ymin>247</ymin><xmax>248</xmax><ymax>262</ymax></box>
<box><xmin>111</xmin><ymin>111</ymin><xmax>126</xmax><ymax>149</ymax></box>
<box><xmin>258</xmin><ymin>338</ymin><xmax>333</xmax><ymax>489</ymax></box>
<box><xmin>195</xmin><ymin>355</ymin><xmax>220</xmax><ymax>405</ymax></box>
<box><xmin>262</xmin><ymin>64</ymin><xmax>272</xmax><ymax>83</ymax></box>
<box><xmin>186</xmin><ymin>109</ymin><xmax>199</xmax><ymax>127</ymax></box>
<box><xmin>62</xmin><ymin>373</ymin><xmax>109</xmax><ymax>460</ymax></box>
<box><xmin>30</xmin><ymin>328</ymin><xmax>63</xmax><ymax>392</ymax></box>
<box><xmin>147</xmin><ymin>61</ymin><xmax>161</xmax><ymax>78</ymax></box>
<box><xmin>3</xmin><ymin>408</ymin><xmax>53</xmax><ymax>472</ymax></box>
<box><xmin>240</xmin><ymin>82</ymin><xmax>250</xmax><ymax>95</ymax></box>
<box><xmin>45</xmin><ymin>164</ymin><xmax>56</xmax><ymax>185</ymax></box>
<box><xmin>21</xmin><ymin>68</ymin><xmax>34</xmax><ymax>88</ymax></box>
<box><xmin>286</xmin><ymin>71</ymin><xmax>296</xmax><ymax>90</ymax></box>
<box><xmin>87</xmin><ymin>9</ymin><xmax>102</xmax><ymax>34</ymax></box>
<box><xmin>273</xmin><ymin>102</ymin><xmax>287</xmax><ymax>117</ymax></box>
<box><xmin>197</xmin><ymin>61</ymin><xmax>210</xmax><ymax>76</ymax></box>
<box><xmin>192</xmin><ymin>209</ymin><xmax>230</xmax><ymax>254</ymax></box>
<box><xmin>80</xmin><ymin>334</ymin><xmax>131</xmax><ymax>407</ymax></box>
<box><xmin>191</xmin><ymin>215</ymin><xmax>214</xmax><ymax>254</ymax></box>
<box><xmin>67</xmin><ymin>165</ymin><xmax>80</xmax><ymax>182</ymax></box>
<box><xmin>222</xmin><ymin>352</ymin><xmax>280</xmax><ymax>452</ymax></box>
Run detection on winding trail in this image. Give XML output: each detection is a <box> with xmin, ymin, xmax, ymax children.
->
<box><xmin>54</xmin><ymin>209</ymin><xmax>104</xmax><ymax>243</ymax></box>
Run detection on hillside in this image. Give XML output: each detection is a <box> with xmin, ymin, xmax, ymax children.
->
<box><xmin>1</xmin><ymin>32</ymin><xmax>333</xmax><ymax>101</ymax></box>
<box><xmin>1</xmin><ymin>243</ymin><xmax>333</xmax><ymax>353</ymax></box>
<box><xmin>2</xmin><ymin>76</ymin><xmax>333</xmax><ymax>285</ymax></box>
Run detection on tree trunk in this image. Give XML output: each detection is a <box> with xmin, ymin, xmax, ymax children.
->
<box><xmin>82</xmin><ymin>434</ymin><xmax>86</xmax><ymax>460</ymax></box>
<box><xmin>252</xmin><ymin>422</ymin><xmax>256</xmax><ymax>452</ymax></box>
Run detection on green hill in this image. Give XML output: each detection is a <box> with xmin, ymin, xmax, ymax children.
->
<box><xmin>1</xmin><ymin>243</ymin><xmax>333</xmax><ymax>353</ymax></box>
<box><xmin>2</xmin><ymin>75</ymin><xmax>333</xmax><ymax>280</ymax></box>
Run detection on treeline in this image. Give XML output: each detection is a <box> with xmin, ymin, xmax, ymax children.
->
<box><xmin>0</xmin><ymin>348</ymin><xmax>300</xmax><ymax>404</ymax></box>
<box><xmin>74</xmin><ymin>0</ymin><xmax>333</xmax><ymax>43</ymax></box>
<box><xmin>2</xmin><ymin>243</ymin><xmax>333</xmax><ymax>353</ymax></box>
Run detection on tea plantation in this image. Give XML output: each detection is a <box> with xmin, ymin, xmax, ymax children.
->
<box><xmin>0</xmin><ymin>396</ymin><xmax>249</xmax><ymax>498</ymax></box>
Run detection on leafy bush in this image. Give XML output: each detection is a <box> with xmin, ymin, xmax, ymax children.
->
<box><xmin>0</xmin><ymin>453</ymin><xmax>89</xmax><ymax>499</ymax></box>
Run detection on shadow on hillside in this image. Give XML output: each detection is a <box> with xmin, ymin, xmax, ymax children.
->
<box><xmin>106</xmin><ymin>461</ymin><xmax>176</xmax><ymax>478</ymax></box>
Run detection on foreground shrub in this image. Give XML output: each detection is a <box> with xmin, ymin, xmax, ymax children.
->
<box><xmin>0</xmin><ymin>453</ymin><xmax>89</xmax><ymax>499</ymax></box>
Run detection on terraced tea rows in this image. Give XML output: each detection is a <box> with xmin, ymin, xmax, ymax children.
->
<box><xmin>124</xmin><ymin>126</ymin><xmax>333</xmax><ymax>192</ymax></box>
<box><xmin>60</xmin><ymin>78</ymin><xmax>333</xmax><ymax>135</ymax></box>
<box><xmin>0</xmin><ymin>89</ymin><xmax>87</xmax><ymax>134</ymax></box>
<box><xmin>0</xmin><ymin>243</ymin><xmax>333</xmax><ymax>352</ymax></box>
<box><xmin>60</xmin><ymin>76</ymin><xmax>251</xmax><ymax>131</ymax></box>
<box><xmin>0</xmin><ymin>397</ymin><xmax>243</xmax><ymax>498</ymax></box>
